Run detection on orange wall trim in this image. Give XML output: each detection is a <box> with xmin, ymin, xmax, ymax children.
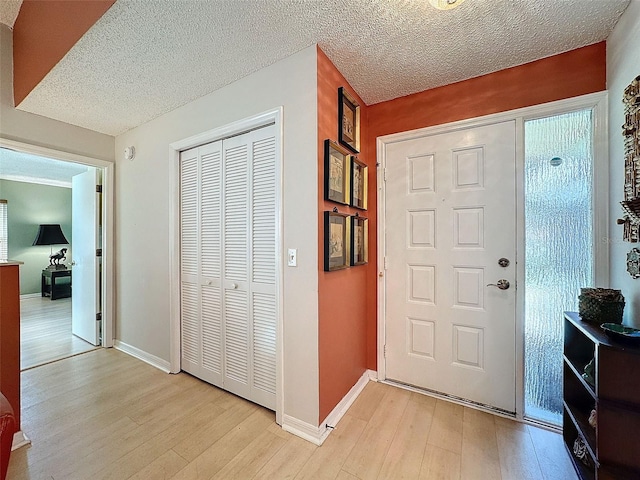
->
<box><xmin>317</xmin><ymin>47</ymin><xmax>373</xmax><ymax>423</ymax></box>
<box><xmin>368</xmin><ymin>42</ymin><xmax>606</xmax><ymax>140</ymax></box>
<box><xmin>12</xmin><ymin>0</ymin><xmax>116</xmax><ymax>106</ymax></box>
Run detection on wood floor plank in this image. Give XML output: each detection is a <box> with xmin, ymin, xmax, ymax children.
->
<box><xmin>495</xmin><ymin>421</ymin><xmax>544</xmax><ymax>480</ymax></box>
<box><xmin>341</xmin><ymin>386</ymin><xmax>411</xmax><ymax>479</ymax></box>
<box><xmin>527</xmin><ymin>425</ymin><xmax>579</xmax><ymax>480</ymax></box>
<box><xmin>210</xmin><ymin>429</ymin><xmax>287</xmax><ymax>480</ymax></box>
<box><xmin>420</xmin><ymin>445</ymin><xmax>461</xmax><ymax>480</ymax></box>
<box><xmin>92</xmin><ymin>398</ymin><xmax>229</xmax><ymax>480</ymax></box>
<box><xmin>335</xmin><ymin>471</ymin><xmax>360</xmax><ymax>480</ymax></box>
<box><xmin>344</xmin><ymin>380</ymin><xmax>387</xmax><ymax>422</ymax></box>
<box><xmin>252</xmin><ymin>435</ymin><xmax>317</xmax><ymax>480</ymax></box>
<box><xmin>294</xmin><ymin>414</ymin><xmax>367</xmax><ymax>480</ymax></box>
<box><xmin>377</xmin><ymin>396</ymin><xmax>434</xmax><ymax>479</ymax></box>
<box><xmin>169</xmin><ymin>408</ymin><xmax>275</xmax><ymax>479</ymax></box>
<box><xmin>427</xmin><ymin>399</ymin><xmax>464</xmax><ymax>455</ymax></box>
<box><xmin>460</xmin><ymin>407</ymin><xmax>501</xmax><ymax>480</ymax></box>
<box><xmin>171</xmin><ymin>398</ymin><xmax>258</xmax><ymax>462</ymax></box>
<box><xmin>129</xmin><ymin>449</ymin><xmax>188</xmax><ymax>480</ymax></box>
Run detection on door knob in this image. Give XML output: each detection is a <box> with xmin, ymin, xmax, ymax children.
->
<box><xmin>487</xmin><ymin>279</ymin><xmax>510</xmax><ymax>290</ymax></box>
<box><xmin>231</xmin><ymin>283</ymin><xmax>238</xmax><ymax>289</ymax></box>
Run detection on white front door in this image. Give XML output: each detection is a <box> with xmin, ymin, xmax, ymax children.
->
<box><xmin>71</xmin><ymin>168</ymin><xmax>100</xmax><ymax>346</ymax></box>
<box><xmin>383</xmin><ymin>121</ymin><xmax>516</xmax><ymax>412</ymax></box>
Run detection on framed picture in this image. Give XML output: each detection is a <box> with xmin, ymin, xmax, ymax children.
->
<box><xmin>350</xmin><ymin>216</ymin><xmax>368</xmax><ymax>266</ymax></box>
<box><xmin>350</xmin><ymin>157</ymin><xmax>368</xmax><ymax>210</ymax></box>
<box><xmin>324</xmin><ymin>211</ymin><xmax>351</xmax><ymax>271</ymax></box>
<box><xmin>338</xmin><ymin>87</ymin><xmax>360</xmax><ymax>153</ymax></box>
<box><xmin>324</xmin><ymin>139</ymin><xmax>351</xmax><ymax>205</ymax></box>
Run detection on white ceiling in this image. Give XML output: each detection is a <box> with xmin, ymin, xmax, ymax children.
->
<box><xmin>0</xmin><ymin>0</ymin><xmax>21</xmax><ymax>29</ymax></box>
<box><xmin>0</xmin><ymin>148</ymin><xmax>89</xmax><ymax>188</ymax></box>
<box><xmin>13</xmin><ymin>0</ymin><xmax>631</xmax><ymax>136</ymax></box>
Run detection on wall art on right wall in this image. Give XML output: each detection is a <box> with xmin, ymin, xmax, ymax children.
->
<box><xmin>619</xmin><ymin>74</ymin><xmax>640</xmax><ymax>242</ymax></box>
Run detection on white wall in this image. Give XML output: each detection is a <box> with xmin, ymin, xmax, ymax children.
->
<box><xmin>607</xmin><ymin>0</ymin><xmax>640</xmax><ymax>327</ymax></box>
<box><xmin>114</xmin><ymin>45</ymin><xmax>319</xmax><ymax>425</ymax></box>
<box><xmin>0</xmin><ymin>25</ymin><xmax>114</xmax><ymax>162</ymax></box>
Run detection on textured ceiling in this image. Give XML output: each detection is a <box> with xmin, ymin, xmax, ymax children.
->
<box><xmin>0</xmin><ymin>148</ymin><xmax>88</xmax><ymax>188</ymax></box>
<box><xmin>0</xmin><ymin>0</ymin><xmax>22</xmax><ymax>29</ymax></box>
<box><xmin>16</xmin><ymin>0</ymin><xmax>631</xmax><ymax>136</ymax></box>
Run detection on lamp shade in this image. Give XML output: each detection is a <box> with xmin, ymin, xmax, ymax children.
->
<box><xmin>32</xmin><ymin>224</ymin><xmax>69</xmax><ymax>246</ymax></box>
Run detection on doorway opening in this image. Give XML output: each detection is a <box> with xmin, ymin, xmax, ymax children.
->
<box><xmin>0</xmin><ymin>144</ymin><xmax>114</xmax><ymax>370</ymax></box>
<box><xmin>523</xmin><ymin>109</ymin><xmax>595</xmax><ymax>426</ymax></box>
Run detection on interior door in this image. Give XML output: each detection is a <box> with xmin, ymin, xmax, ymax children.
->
<box><xmin>383</xmin><ymin>121</ymin><xmax>516</xmax><ymax>412</ymax></box>
<box><xmin>180</xmin><ymin>125</ymin><xmax>277</xmax><ymax>411</ymax></box>
<box><xmin>71</xmin><ymin>168</ymin><xmax>100</xmax><ymax>346</ymax></box>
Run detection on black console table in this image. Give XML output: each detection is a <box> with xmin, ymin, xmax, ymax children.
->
<box><xmin>41</xmin><ymin>269</ymin><xmax>72</xmax><ymax>300</ymax></box>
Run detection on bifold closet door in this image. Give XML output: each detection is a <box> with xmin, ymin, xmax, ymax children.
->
<box><xmin>180</xmin><ymin>140</ymin><xmax>224</xmax><ymax>388</ymax></box>
<box><xmin>180</xmin><ymin>125</ymin><xmax>277</xmax><ymax>411</ymax></box>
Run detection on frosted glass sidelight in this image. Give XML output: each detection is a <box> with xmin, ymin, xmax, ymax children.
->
<box><xmin>524</xmin><ymin>109</ymin><xmax>594</xmax><ymax>425</ymax></box>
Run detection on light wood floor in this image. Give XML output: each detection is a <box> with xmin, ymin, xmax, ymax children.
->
<box><xmin>8</xmin><ymin>349</ymin><xmax>578</xmax><ymax>480</ymax></box>
<box><xmin>21</xmin><ymin>296</ymin><xmax>97</xmax><ymax>370</ymax></box>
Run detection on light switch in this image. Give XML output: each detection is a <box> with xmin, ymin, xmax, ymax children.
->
<box><xmin>287</xmin><ymin>248</ymin><xmax>297</xmax><ymax>267</ymax></box>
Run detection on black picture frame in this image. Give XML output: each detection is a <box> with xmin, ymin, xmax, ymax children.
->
<box><xmin>338</xmin><ymin>87</ymin><xmax>360</xmax><ymax>153</ymax></box>
<box><xmin>324</xmin><ymin>211</ymin><xmax>351</xmax><ymax>271</ymax></box>
<box><xmin>350</xmin><ymin>157</ymin><xmax>368</xmax><ymax>210</ymax></box>
<box><xmin>324</xmin><ymin>139</ymin><xmax>351</xmax><ymax>205</ymax></box>
<box><xmin>350</xmin><ymin>216</ymin><xmax>368</xmax><ymax>266</ymax></box>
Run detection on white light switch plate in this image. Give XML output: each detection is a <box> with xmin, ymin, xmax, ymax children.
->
<box><xmin>287</xmin><ymin>248</ymin><xmax>297</xmax><ymax>267</ymax></box>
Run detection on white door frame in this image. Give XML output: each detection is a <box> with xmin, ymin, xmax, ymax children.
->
<box><xmin>377</xmin><ymin>91</ymin><xmax>608</xmax><ymax>420</ymax></box>
<box><xmin>168</xmin><ymin>108</ymin><xmax>284</xmax><ymax>424</ymax></box>
<box><xmin>0</xmin><ymin>137</ymin><xmax>116</xmax><ymax>348</ymax></box>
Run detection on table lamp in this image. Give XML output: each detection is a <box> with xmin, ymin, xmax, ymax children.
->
<box><xmin>32</xmin><ymin>224</ymin><xmax>70</xmax><ymax>270</ymax></box>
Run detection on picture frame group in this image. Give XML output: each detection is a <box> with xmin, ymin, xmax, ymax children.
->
<box><xmin>324</xmin><ymin>140</ymin><xmax>368</xmax><ymax>210</ymax></box>
<box><xmin>324</xmin><ymin>211</ymin><xmax>369</xmax><ymax>271</ymax></box>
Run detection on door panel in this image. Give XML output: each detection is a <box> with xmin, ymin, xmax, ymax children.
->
<box><xmin>384</xmin><ymin>121</ymin><xmax>516</xmax><ymax>412</ymax></box>
<box><xmin>71</xmin><ymin>168</ymin><xmax>100</xmax><ymax>346</ymax></box>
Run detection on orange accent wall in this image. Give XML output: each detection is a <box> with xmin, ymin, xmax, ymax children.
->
<box><xmin>12</xmin><ymin>0</ymin><xmax>116</xmax><ymax>106</ymax></box>
<box><xmin>368</xmin><ymin>42</ymin><xmax>606</xmax><ymax>140</ymax></box>
<box><xmin>364</xmin><ymin>42</ymin><xmax>606</xmax><ymax>371</ymax></box>
<box><xmin>318</xmin><ymin>47</ymin><xmax>373</xmax><ymax>423</ymax></box>
<box><xmin>0</xmin><ymin>264</ymin><xmax>21</xmax><ymax>434</ymax></box>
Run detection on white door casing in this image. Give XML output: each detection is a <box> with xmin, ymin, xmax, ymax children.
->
<box><xmin>180</xmin><ymin>125</ymin><xmax>277</xmax><ymax>411</ymax></box>
<box><xmin>383</xmin><ymin>121</ymin><xmax>517</xmax><ymax>412</ymax></box>
<box><xmin>71</xmin><ymin>168</ymin><xmax>101</xmax><ymax>346</ymax></box>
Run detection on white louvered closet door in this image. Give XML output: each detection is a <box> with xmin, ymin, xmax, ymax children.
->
<box><xmin>180</xmin><ymin>141</ymin><xmax>224</xmax><ymax>387</ymax></box>
<box><xmin>179</xmin><ymin>124</ymin><xmax>277</xmax><ymax>411</ymax></box>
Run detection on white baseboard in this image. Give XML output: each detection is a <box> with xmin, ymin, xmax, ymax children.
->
<box><xmin>282</xmin><ymin>369</ymin><xmax>372</xmax><ymax>446</ymax></box>
<box><xmin>12</xmin><ymin>430</ymin><xmax>30</xmax><ymax>450</ymax></box>
<box><xmin>20</xmin><ymin>293</ymin><xmax>41</xmax><ymax>299</ymax></box>
<box><xmin>114</xmin><ymin>340</ymin><xmax>171</xmax><ymax>373</ymax></box>
<box><xmin>320</xmin><ymin>370</ymin><xmax>371</xmax><ymax>435</ymax></box>
<box><xmin>367</xmin><ymin>369</ymin><xmax>378</xmax><ymax>381</ymax></box>
<box><xmin>282</xmin><ymin>415</ymin><xmax>325</xmax><ymax>446</ymax></box>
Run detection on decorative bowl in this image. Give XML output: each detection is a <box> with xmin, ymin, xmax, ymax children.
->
<box><xmin>600</xmin><ymin>323</ymin><xmax>640</xmax><ymax>344</ymax></box>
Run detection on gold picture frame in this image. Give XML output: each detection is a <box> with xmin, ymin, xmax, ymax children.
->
<box><xmin>324</xmin><ymin>211</ymin><xmax>351</xmax><ymax>271</ymax></box>
<box><xmin>350</xmin><ymin>157</ymin><xmax>368</xmax><ymax>210</ymax></box>
<box><xmin>324</xmin><ymin>139</ymin><xmax>351</xmax><ymax>205</ymax></box>
<box><xmin>338</xmin><ymin>87</ymin><xmax>360</xmax><ymax>153</ymax></box>
<box><xmin>350</xmin><ymin>216</ymin><xmax>368</xmax><ymax>266</ymax></box>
